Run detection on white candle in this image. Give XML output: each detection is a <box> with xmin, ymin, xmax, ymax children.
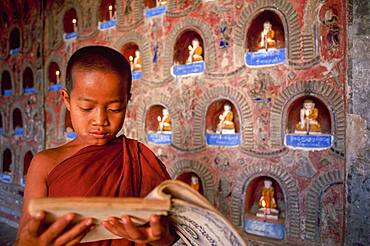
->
<box><xmin>108</xmin><ymin>5</ymin><xmax>113</xmax><ymax>20</ymax></box>
<box><xmin>55</xmin><ymin>70</ymin><xmax>60</xmax><ymax>84</ymax></box>
<box><xmin>72</xmin><ymin>18</ymin><xmax>77</xmax><ymax>32</ymax></box>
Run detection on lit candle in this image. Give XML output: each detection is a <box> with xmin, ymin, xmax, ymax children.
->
<box><xmin>108</xmin><ymin>5</ymin><xmax>113</xmax><ymax>20</ymax></box>
<box><xmin>72</xmin><ymin>18</ymin><xmax>77</xmax><ymax>32</ymax></box>
<box><xmin>55</xmin><ymin>70</ymin><xmax>60</xmax><ymax>84</ymax></box>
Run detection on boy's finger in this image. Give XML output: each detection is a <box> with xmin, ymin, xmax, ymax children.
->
<box><xmin>121</xmin><ymin>216</ymin><xmax>146</xmax><ymax>241</ymax></box>
<box><xmin>40</xmin><ymin>213</ymin><xmax>75</xmax><ymax>243</ymax></box>
<box><xmin>149</xmin><ymin>215</ymin><xmax>162</xmax><ymax>239</ymax></box>
<box><xmin>103</xmin><ymin>218</ymin><xmax>129</xmax><ymax>238</ymax></box>
<box><xmin>53</xmin><ymin>218</ymin><xmax>93</xmax><ymax>246</ymax></box>
<box><xmin>27</xmin><ymin>212</ymin><xmax>44</xmax><ymax>236</ymax></box>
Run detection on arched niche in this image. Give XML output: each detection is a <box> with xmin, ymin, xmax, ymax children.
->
<box><xmin>13</xmin><ymin>108</ymin><xmax>23</xmax><ymax>135</ymax></box>
<box><xmin>100</xmin><ymin>0</ymin><xmax>116</xmax><ymax>22</ymax></box>
<box><xmin>144</xmin><ymin>0</ymin><xmax>157</xmax><ymax>8</ymax></box>
<box><xmin>22</xmin><ymin>67</ymin><xmax>35</xmax><ymax>94</ymax></box>
<box><xmin>9</xmin><ymin>27</ymin><xmax>21</xmax><ymax>52</ymax></box>
<box><xmin>1</xmin><ymin>70</ymin><xmax>13</xmax><ymax>96</ymax></box>
<box><xmin>173</xmin><ymin>30</ymin><xmax>204</xmax><ymax>65</ymax></box>
<box><xmin>121</xmin><ymin>42</ymin><xmax>142</xmax><ymax>79</ymax></box>
<box><xmin>145</xmin><ymin>105</ymin><xmax>172</xmax><ymax>144</ymax></box>
<box><xmin>23</xmin><ymin>151</ymin><xmax>33</xmax><ymax>176</ymax></box>
<box><xmin>2</xmin><ymin>148</ymin><xmax>12</xmax><ymax>174</ymax></box>
<box><xmin>176</xmin><ymin>172</ymin><xmax>204</xmax><ymax>195</ymax></box>
<box><xmin>246</xmin><ymin>10</ymin><xmax>285</xmax><ymax>52</ymax></box>
<box><xmin>205</xmin><ymin>99</ymin><xmax>241</xmax><ymax>146</ymax></box>
<box><xmin>286</xmin><ymin>96</ymin><xmax>331</xmax><ymax>134</ymax></box>
<box><xmin>143</xmin><ymin>0</ymin><xmax>167</xmax><ymax>17</ymax></box>
<box><xmin>63</xmin><ymin>8</ymin><xmax>78</xmax><ymax>34</ymax></box>
<box><xmin>48</xmin><ymin>62</ymin><xmax>62</xmax><ymax>91</ymax></box>
<box><xmin>243</xmin><ymin>176</ymin><xmax>286</xmax><ymax>240</ymax></box>
<box><xmin>64</xmin><ymin>110</ymin><xmax>76</xmax><ymax>140</ymax></box>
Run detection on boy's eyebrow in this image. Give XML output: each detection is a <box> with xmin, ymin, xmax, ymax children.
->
<box><xmin>77</xmin><ymin>97</ymin><xmax>125</xmax><ymax>103</ymax></box>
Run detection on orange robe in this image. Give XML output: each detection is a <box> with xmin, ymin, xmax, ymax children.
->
<box><xmin>47</xmin><ymin>136</ymin><xmax>170</xmax><ymax>246</ymax></box>
<box><xmin>192</xmin><ymin>46</ymin><xmax>203</xmax><ymax>62</ymax></box>
<box><xmin>295</xmin><ymin>108</ymin><xmax>321</xmax><ymax>132</ymax></box>
<box><xmin>259</xmin><ymin>187</ymin><xmax>277</xmax><ymax>209</ymax></box>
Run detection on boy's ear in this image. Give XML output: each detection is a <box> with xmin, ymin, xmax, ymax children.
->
<box><xmin>61</xmin><ymin>89</ymin><xmax>71</xmax><ymax>111</ymax></box>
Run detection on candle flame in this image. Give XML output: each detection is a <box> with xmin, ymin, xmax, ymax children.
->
<box><xmin>262</xmin><ymin>199</ymin><xmax>266</xmax><ymax>208</ymax></box>
<box><xmin>55</xmin><ymin>70</ymin><xmax>60</xmax><ymax>76</ymax></box>
<box><xmin>129</xmin><ymin>55</ymin><xmax>133</xmax><ymax>61</ymax></box>
<box><xmin>108</xmin><ymin>5</ymin><xmax>113</xmax><ymax>11</ymax></box>
<box><xmin>72</xmin><ymin>18</ymin><xmax>77</xmax><ymax>24</ymax></box>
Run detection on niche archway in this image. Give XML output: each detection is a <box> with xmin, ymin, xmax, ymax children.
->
<box><xmin>22</xmin><ymin>67</ymin><xmax>34</xmax><ymax>93</ymax></box>
<box><xmin>48</xmin><ymin>62</ymin><xmax>62</xmax><ymax>91</ymax></box>
<box><xmin>246</xmin><ymin>10</ymin><xmax>285</xmax><ymax>52</ymax></box>
<box><xmin>100</xmin><ymin>0</ymin><xmax>116</xmax><ymax>22</ymax></box>
<box><xmin>23</xmin><ymin>151</ymin><xmax>33</xmax><ymax>176</ymax></box>
<box><xmin>63</xmin><ymin>8</ymin><xmax>78</xmax><ymax>34</ymax></box>
<box><xmin>2</xmin><ymin>148</ymin><xmax>12</xmax><ymax>174</ymax></box>
<box><xmin>206</xmin><ymin>99</ymin><xmax>240</xmax><ymax>134</ymax></box>
<box><xmin>13</xmin><ymin>108</ymin><xmax>24</xmax><ymax>135</ymax></box>
<box><xmin>145</xmin><ymin>105</ymin><xmax>172</xmax><ymax>144</ymax></box>
<box><xmin>121</xmin><ymin>42</ymin><xmax>142</xmax><ymax>76</ymax></box>
<box><xmin>176</xmin><ymin>172</ymin><xmax>204</xmax><ymax>195</ymax></box>
<box><xmin>9</xmin><ymin>27</ymin><xmax>21</xmax><ymax>52</ymax></box>
<box><xmin>1</xmin><ymin>70</ymin><xmax>13</xmax><ymax>96</ymax></box>
<box><xmin>173</xmin><ymin>30</ymin><xmax>204</xmax><ymax>65</ymax></box>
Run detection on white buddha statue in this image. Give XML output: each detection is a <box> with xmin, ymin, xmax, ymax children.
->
<box><xmin>216</xmin><ymin>103</ymin><xmax>235</xmax><ymax>134</ymax></box>
<box><xmin>258</xmin><ymin>21</ymin><xmax>276</xmax><ymax>51</ymax></box>
<box><xmin>157</xmin><ymin>108</ymin><xmax>172</xmax><ymax>133</ymax></box>
<box><xmin>187</xmin><ymin>38</ymin><xmax>203</xmax><ymax>64</ymax></box>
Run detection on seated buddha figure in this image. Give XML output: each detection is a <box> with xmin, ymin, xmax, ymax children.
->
<box><xmin>216</xmin><ymin>103</ymin><xmax>235</xmax><ymax>134</ymax></box>
<box><xmin>190</xmin><ymin>175</ymin><xmax>200</xmax><ymax>192</ymax></box>
<box><xmin>258</xmin><ymin>21</ymin><xmax>276</xmax><ymax>51</ymax></box>
<box><xmin>295</xmin><ymin>99</ymin><xmax>321</xmax><ymax>134</ymax></box>
<box><xmin>187</xmin><ymin>38</ymin><xmax>203</xmax><ymax>64</ymax></box>
<box><xmin>257</xmin><ymin>179</ymin><xmax>279</xmax><ymax>219</ymax></box>
<box><xmin>157</xmin><ymin>108</ymin><xmax>172</xmax><ymax>132</ymax></box>
<box><xmin>129</xmin><ymin>50</ymin><xmax>142</xmax><ymax>72</ymax></box>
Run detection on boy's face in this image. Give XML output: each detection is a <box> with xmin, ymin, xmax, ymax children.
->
<box><xmin>62</xmin><ymin>68</ymin><xmax>130</xmax><ymax>146</ymax></box>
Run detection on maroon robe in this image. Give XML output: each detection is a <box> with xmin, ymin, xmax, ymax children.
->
<box><xmin>47</xmin><ymin>136</ymin><xmax>170</xmax><ymax>246</ymax></box>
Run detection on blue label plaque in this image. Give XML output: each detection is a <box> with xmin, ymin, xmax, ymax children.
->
<box><xmin>0</xmin><ymin>174</ymin><xmax>12</xmax><ymax>183</ymax></box>
<box><xmin>15</xmin><ymin>127</ymin><xmax>24</xmax><ymax>136</ymax></box>
<box><xmin>144</xmin><ymin>5</ymin><xmax>167</xmax><ymax>17</ymax></box>
<box><xmin>0</xmin><ymin>128</ymin><xmax>3</xmax><ymax>136</ymax></box>
<box><xmin>171</xmin><ymin>62</ymin><xmax>205</xmax><ymax>77</ymax></box>
<box><xmin>244</xmin><ymin>218</ymin><xmax>285</xmax><ymax>240</ymax></box>
<box><xmin>21</xmin><ymin>177</ymin><xmax>26</xmax><ymax>186</ymax></box>
<box><xmin>66</xmin><ymin>132</ymin><xmax>77</xmax><ymax>139</ymax></box>
<box><xmin>285</xmin><ymin>134</ymin><xmax>333</xmax><ymax>149</ymax></box>
<box><xmin>245</xmin><ymin>48</ymin><xmax>286</xmax><ymax>67</ymax></box>
<box><xmin>147</xmin><ymin>133</ymin><xmax>172</xmax><ymax>144</ymax></box>
<box><xmin>99</xmin><ymin>19</ymin><xmax>117</xmax><ymax>30</ymax></box>
<box><xmin>24</xmin><ymin>87</ymin><xmax>36</xmax><ymax>94</ymax></box>
<box><xmin>206</xmin><ymin>133</ymin><xmax>240</xmax><ymax>146</ymax></box>
<box><xmin>10</xmin><ymin>47</ymin><xmax>20</xmax><ymax>56</ymax></box>
<box><xmin>132</xmin><ymin>71</ymin><xmax>142</xmax><ymax>80</ymax></box>
<box><xmin>49</xmin><ymin>84</ymin><xmax>63</xmax><ymax>91</ymax></box>
<box><xmin>64</xmin><ymin>32</ymin><xmax>78</xmax><ymax>40</ymax></box>
<box><xmin>3</xmin><ymin>89</ymin><xmax>13</xmax><ymax>96</ymax></box>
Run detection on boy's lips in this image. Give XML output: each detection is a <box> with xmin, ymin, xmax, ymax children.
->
<box><xmin>89</xmin><ymin>131</ymin><xmax>110</xmax><ymax>138</ymax></box>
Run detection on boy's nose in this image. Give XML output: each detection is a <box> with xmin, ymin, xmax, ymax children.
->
<box><xmin>92</xmin><ymin>109</ymin><xmax>108</xmax><ymax>126</ymax></box>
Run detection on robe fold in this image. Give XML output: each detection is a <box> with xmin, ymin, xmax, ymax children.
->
<box><xmin>47</xmin><ymin>136</ymin><xmax>170</xmax><ymax>246</ymax></box>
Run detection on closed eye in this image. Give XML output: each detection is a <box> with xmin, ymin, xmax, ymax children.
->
<box><xmin>109</xmin><ymin>108</ymin><xmax>123</xmax><ymax>113</ymax></box>
<box><xmin>79</xmin><ymin>107</ymin><xmax>93</xmax><ymax>112</ymax></box>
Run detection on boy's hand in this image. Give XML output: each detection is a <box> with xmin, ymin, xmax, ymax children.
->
<box><xmin>103</xmin><ymin>215</ymin><xmax>177</xmax><ymax>246</ymax></box>
<box><xmin>16</xmin><ymin>211</ymin><xmax>93</xmax><ymax>246</ymax></box>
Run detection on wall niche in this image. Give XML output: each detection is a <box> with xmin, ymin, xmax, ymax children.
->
<box><xmin>48</xmin><ymin>62</ymin><xmax>62</xmax><ymax>91</ymax></box>
<box><xmin>176</xmin><ymin>171</ymin><xmax>204</xmax><ymax>195</ymax></box>
<box><xmin>145</xmin><ymin>105</ymin><xmax>172</xmax><ymax>145</ymax></box>
<box><xmin>171</xmin><ymin>30</ymin><xmax>205</xmax><ymax>77</ymax></box>
<box><xmin>22</xmin><ymin>67</ymin><xmax>35</xmax><ymax>94</ymax></box>
<box><xmin>63</xmin><ymin>8</ymin><xmax>78</xmax><ymax>40</ymax></box>
<box><xmin>13</xmin><ymin>108</ymin><xmax>24</xmax><ymax>136</ymax></box>
<box><xmin>284</xmin><ymin>96</ymin><xmax>333</xmax><ymax>150</ymax></box>
<box><xmin>21</xmin><ymin>151</ymin><xmax>33</xmax><ymax>186</ymax></box>
<box><xmin>243</xmin><ymin>176</ymin><xmax>285</xmax><ymax>240</ymax></box>
<box><xmin>1</xmin><ymin>148</ymin><xmax>12</xmax><ymax>183</ymax></box>
<box><xmin>99</xmin><ymin>0</ymin><xmax>117</xmax><ymax>30</ymax></box>
<box><xmin>205</xmin><ymin>99</ymin><xmax>241</xmax><ymax>146</ymax></box>
<box><xmin>1</xmin><ymin>70</ymin><xmax>13</xmax><ymax>96</ymax></box>
<box><xmin>121</xmin><ymin>42</ymin><xmax>142</xmax><ymax>80</ymax></box>
<box><xmin>245</xmin><ymin>10</ymin><xmax>286</xmax><ymax>67</ymax></box>
<box><xmin>9</xmin><ymin>27</ymin><xmax>21</xmax><ymax>55</ymax></box>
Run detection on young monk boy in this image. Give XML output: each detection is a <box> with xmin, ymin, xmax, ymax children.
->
<box><xmin>16</xmin><ymin>46</ymin><xmax>177</xmax><ymax>246</ymax></box>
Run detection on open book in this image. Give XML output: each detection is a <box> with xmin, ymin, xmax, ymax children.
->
<box><xmin>29</xmin><ymin>180</ymin><xmax>246</xmax><ymax>246</ymax></box>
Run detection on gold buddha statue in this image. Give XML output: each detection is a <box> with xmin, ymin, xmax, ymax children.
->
<box><xmin>257</xmin><ymin>179</ymin><xmax>279</xmax><ymax>220</ymax></box>
<box><xmin>157</xmin><ymin>108</ymin><xmax>172</xmax><ymax>132</ymax></box>
<box><xmin>190</xmin><ymin>175</ymin><xmax>200</xmax><ymax>192</ymax></box>
<box><xmin>129</xmin><ymin>50</ymin><xmax>142</xmax><ymax>72</ymax></box>
<box><xmin>187</xmin><ymin>38</ymin><xmax>203</xmax><ymax>63</ymax></box>
<box><xmin>216</xmin><ymin>103</ymin><xmax>235</xmax><ymax>134</ymax></box>
<box><xmin>258</xmin><ymin>21</ymin><xmax>276</xmax><ymax>51</ymax></box>
<box><xmin>295</xmin><ymin>99</ymin><xmax>321</xmax><ymax>134</ymax></box>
